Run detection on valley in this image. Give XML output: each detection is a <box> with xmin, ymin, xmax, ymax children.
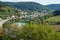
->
<box><xmin>0</xmin><ymin>1</ymin><xmax>60</xmax><ymax>40</ymax></box>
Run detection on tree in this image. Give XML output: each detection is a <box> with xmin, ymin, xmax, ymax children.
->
<box><xmin>53</xmin><ymin>10</ymin><xmax>60</xmax><ymax>16</ymax></box>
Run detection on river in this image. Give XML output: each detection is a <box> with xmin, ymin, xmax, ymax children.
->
<box><xmin>14</xmin><ymin>22</ymin><xmax>25</xmax><ymax>27</ymax></box>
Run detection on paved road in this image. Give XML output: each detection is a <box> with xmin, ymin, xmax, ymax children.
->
<box><xmin>0</xmin><ymin>18</ymin><xmax>12</xmax><ymax>29</ymax></box>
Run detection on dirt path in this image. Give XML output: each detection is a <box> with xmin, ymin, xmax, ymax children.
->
<box><xmin>54</xmin><ymin>25</ymin><xmax>60</xmax><ymax>31</ymax></box>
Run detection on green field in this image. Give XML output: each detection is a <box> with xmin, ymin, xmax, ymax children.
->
<box><xmin>46</xmin><ymin>15</ymin><xmax>60</xmax><ymax>22</ymax></box>
<box><xmin>45</xmin><ymin>15</ymin><xmax>60</xmax><ymax>25</ymax></box>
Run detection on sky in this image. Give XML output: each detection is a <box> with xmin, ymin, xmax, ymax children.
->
<box><xmin>0</xmin><ymin>0</ymin><xmax>60</xmax><ymax>5</ymax></box>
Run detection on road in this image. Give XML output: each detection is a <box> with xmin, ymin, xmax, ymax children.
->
<box><xmin>0</xmin><ymin>18</ymin><xmax>12</xmax><ymax>29</ymax></box>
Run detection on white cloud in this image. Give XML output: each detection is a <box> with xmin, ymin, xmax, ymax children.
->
<box><xmin>1</xmin><ymin>0</ymin><xmax>34</xmax><ymax>2</ymax></box>
<box><xmin>0</xmin><ymin>0</ymin><xmax>60</xmax><ymax>5</ymax></box>
<box><xmin>37</xmin><ymin>0</ymin><xmax>60</xmax><ymax>5</ymax></box>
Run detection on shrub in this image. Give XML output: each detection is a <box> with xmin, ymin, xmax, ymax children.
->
<box><xmin>3</xmin><ymin>22</ymin><xmax>60</xmax><ymax>40</ymax></box>
<box><xmin>17</xmin><ymin>23</ymin><xmax>57</xmax><ymax>40</ymax></box>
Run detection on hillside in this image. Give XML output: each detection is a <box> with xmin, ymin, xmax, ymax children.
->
<box><xmin>0</xmin><ymin>2</ymin><xmax>19</xmax><ymax>19</ymax></box>
<box><xmin>46</xmin><ymin>15</ymin><xmax>60</xmax><ymax>24</ymax></box>
<box><xmin>46</xmin><ymin>15</ymin><xmax>60</xmax><ymax>31</ymax></box>
<box><xmin>46</xmin><ymin>4</ymin><xmax>60</xmax><ymax>10</ymax></box>
<box><xmin>4</xmin><ymin>2</ymin><xmax>52</xmax><ymax>12</ymax></box>
<box><xmin>0</xmin><ymin>1</ymin><xmax>54</xmax><ymax>22</ymax></box>
<box><xmin>0</xmin><ymin>1</ymin><xmax>6</xmax><ymax>7</ymax></box>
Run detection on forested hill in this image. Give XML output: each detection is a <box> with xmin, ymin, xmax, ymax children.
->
<box><xmin>4</xmin><ymin>2</ymin><xmax>51</xmax><ymax>12</ymax></box>
<box><xmin>46</xmin><ymin>4</ymin><xmax>60</xmax><ymax>10</ymax></box>
<box><xmin>0</xmin><ymin>1</ymin><xmax>6</xmax><ymax>7</ymax></box>
<box><xmin>0</xmin><ymin>1</ymin><xmax>53</xmax><ymax>19</ymax></box>
<box><xmin>0</xmin><ymin>2</ymin><xmax>19</xmax><ymax>19</ymax></box>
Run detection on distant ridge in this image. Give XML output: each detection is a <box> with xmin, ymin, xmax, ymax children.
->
<box><xmin>4</xmin><ymin>2</ymin><xmax>51</xmax><ymax>12</ymax></box>
<box><xmin>46</xmin><ymin>4</ymin><xmax>60</xmax><ymax>10</ymax></box>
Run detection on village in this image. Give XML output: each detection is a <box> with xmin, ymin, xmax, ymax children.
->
<box><xmin>6</xmin><ymin>11</ymin><xmax>48</xmax><ymax>20</ymax></box>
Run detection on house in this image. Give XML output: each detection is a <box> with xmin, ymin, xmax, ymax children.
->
<box><xmin>11</xmin><ymin>14</ymin><xmax>16</xmax><ymax>19</ymax></box>
<box><xmin>7</xmin><ymin>16</ymin><xmax>11</xmax><ymax>19</ymax></box>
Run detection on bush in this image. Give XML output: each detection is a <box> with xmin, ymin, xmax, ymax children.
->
<box><xmin>3</xmin><ymin>22</ymin><xmax>60</xmax><ymax>40</ymax></box>
<box><xmin>17</xmin><ymin>23</ymin><xmax>57</xmax><ymax>40</ymax></box>
<box><xmin>0</xmin><ymin>28</ymin><xmax>6</xmax><ymax>40</ymax></box>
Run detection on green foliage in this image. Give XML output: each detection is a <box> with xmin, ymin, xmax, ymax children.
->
<box><xmin>46</xmin><ymin>15</ymin><xmax>60</xmax><ymax>24</ymax></box>
<box><xmin>16</xmin><ymin>23</ymin><xmax>57</xmax><ymax>40</ymax></box>
<box><xmin>53</xmin><ymin>10</ymin><xmax>60</xmax><ymax>16</ymax></box>
<box><xmin>2</xmin><ymin>22</ymin><xmax>60</xmax><ymax>40</ymax></box>
<box><xmin>43</xmin><ymin>13</ymin><xmax>54</xmax><ymax>19</ymax></box>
